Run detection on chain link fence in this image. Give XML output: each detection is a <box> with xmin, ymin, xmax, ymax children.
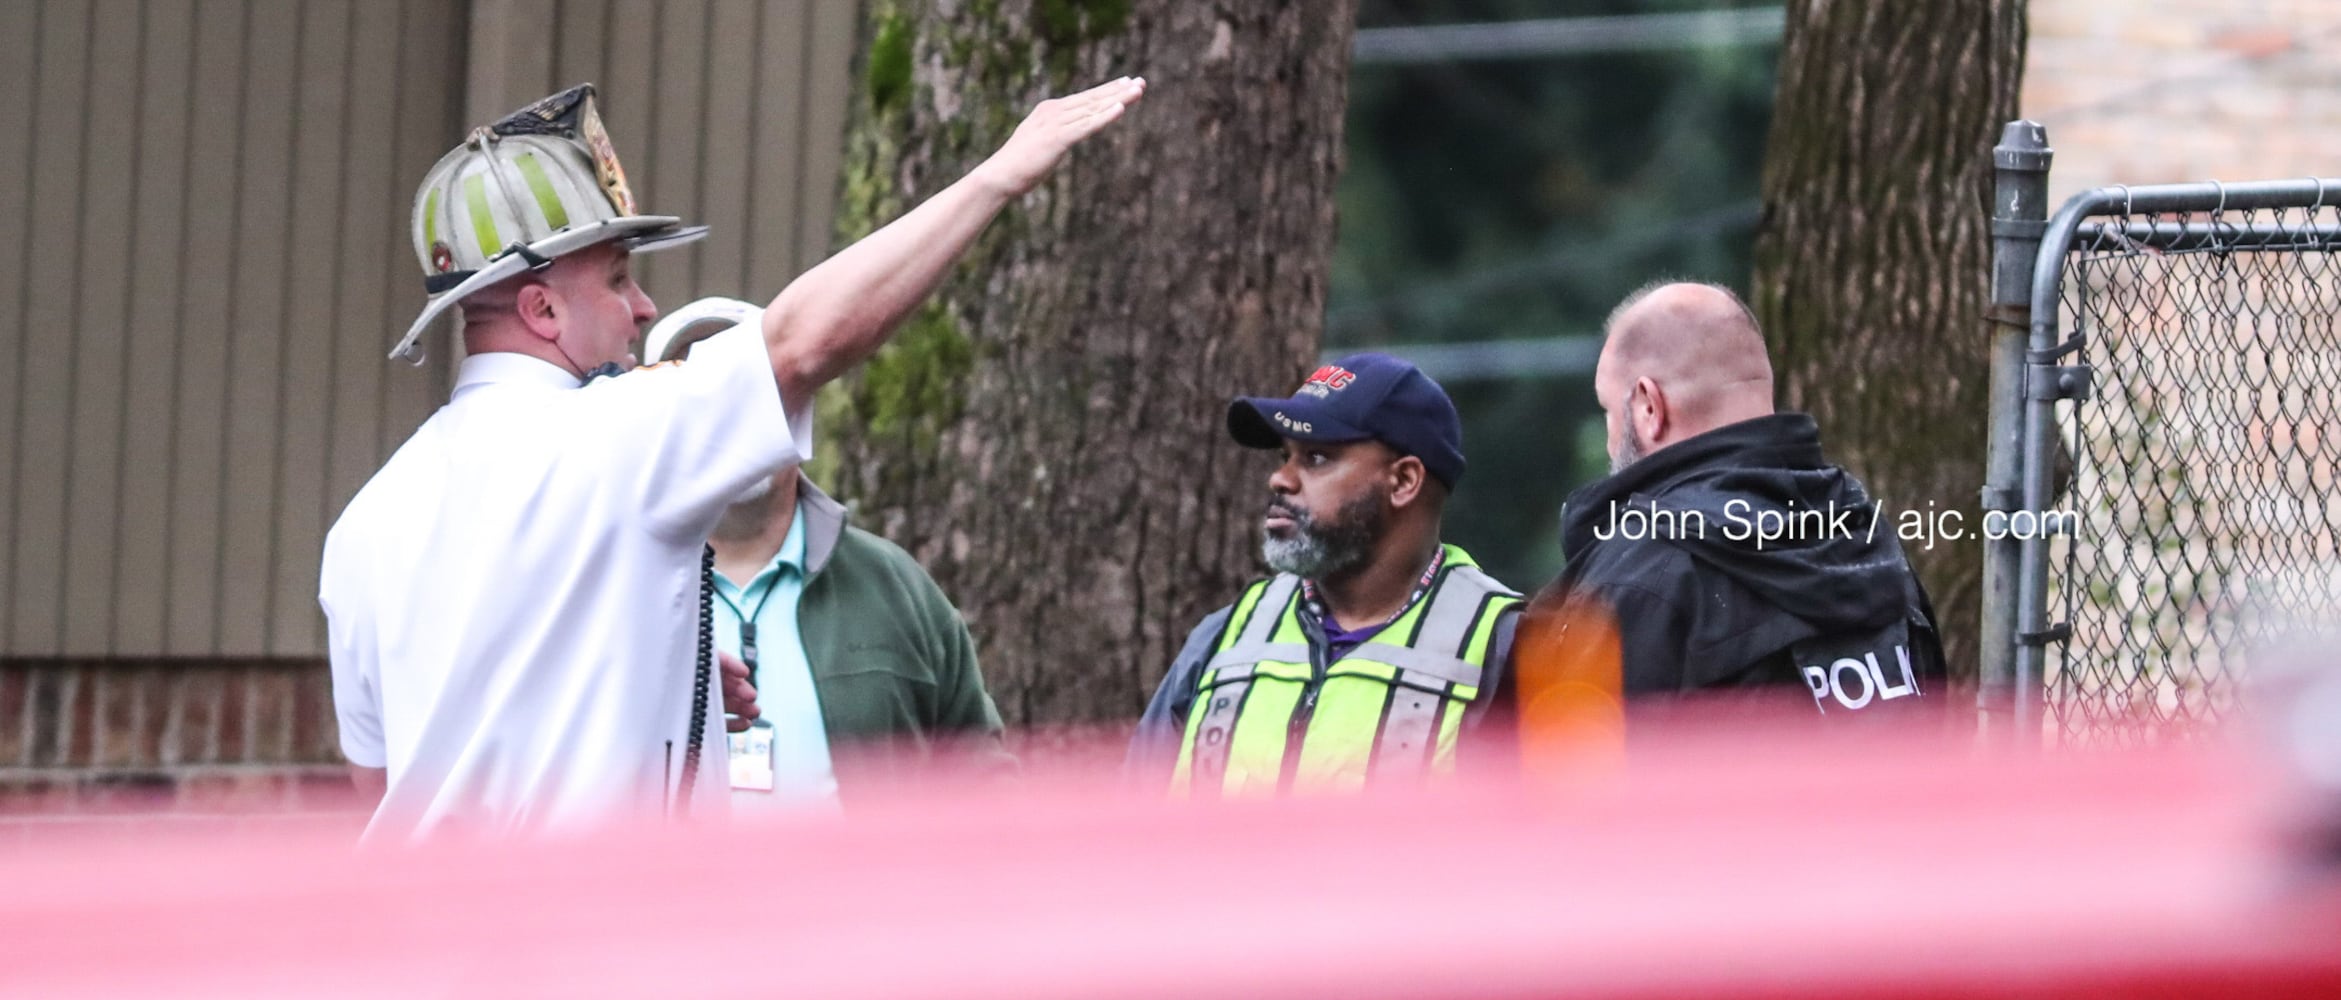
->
<box><xmin>2051</xmin><ymin>203</ymin><xmax>2341</xmax><ymax>742</ymax></box>
<box><xmin>1987</xmin><ymin>147</ymin><xmax>2341</xmax><ymax>744</ymax></box>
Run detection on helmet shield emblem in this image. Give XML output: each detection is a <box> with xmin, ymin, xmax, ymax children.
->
<box><xmin>494</xmin><ymin>85</ymin><xmax>637</xmax><ymax>217</ymax></box>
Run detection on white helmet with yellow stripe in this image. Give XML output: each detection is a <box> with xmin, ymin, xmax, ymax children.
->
<box><xmin>393</xmin><ymin>84</ymin><xmax>705</xmax><ymax>364</ymax></box>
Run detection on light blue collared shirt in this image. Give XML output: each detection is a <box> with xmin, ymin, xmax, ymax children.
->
<box><xmin>713</xmin><ymin>504</ymin><xmax>838</xmax><ymax>811</ymax></box>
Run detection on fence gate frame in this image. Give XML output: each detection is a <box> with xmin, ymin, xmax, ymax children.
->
<box><xmin>1980</xmin><ymin>119</ymin><xmax>2341</xmax><ymax>744</ymax></box>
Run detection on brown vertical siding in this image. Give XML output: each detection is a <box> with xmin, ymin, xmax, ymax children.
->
<box><xmin>266</xmin><ymin>1</ymin><xmax>354</xmax><ymax>657</ymax></box>
<box><xmin>215</xmin><ymin>2</ymin><xmax>298</xmax><ymax>656</ymax></box>
<box><xmin>379</xmin><ymin>0</ymin><xmax>467</xmax><ymax>461</ymax></box>
<box><xmin>11</xmin><ymin>1</ymin><xmax>94</xmax><ymax>655</ymax></box>
<box><xmin>745</xmin><ymin>0</ymin><xmax>811</xmax><ymax>297</ymax></box>
<box><xmin>114</xmin><ymin>0</ymin><xmax>201</xmax><ymax>656</ymax></box>
<box><xmin>61</xmin><ymin>0</ymin><xmax>143</xmax><ymax>657</ymax></box>
<box><xmin>645</xmin><ymin>0</ymin><xmax>710</xmax><ymax>297</ymax></box>
<box><xmin>700</xmin><ymin>0</ymin><xmax>760</xmax><ymax>295</ymax></box>
<box><xmin>0</xmin><ymin>0</ymin><xmax>478</xmax><ymax>659</ymax></box>
<box><xmin>166</xmin><ymin>0</ymin><xmax>251</xmax><ymax>655</ymax></box>
<box><xmin>322</xmin><ymin>1</ymin><xmax>407</xmax><ymax>617</ymax></box>
<box><xmin>794</xmin><ymin>0</ymin><xmax>855</xmax><ymax>274</ymax></box>
<box><xmin>0</xmin><ymin>1</ymin><xmax>36</xmax><ymax>662</ymax></box>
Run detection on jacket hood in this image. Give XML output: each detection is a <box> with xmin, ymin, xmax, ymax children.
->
<box><xmin>797</xmin><ymin>474</ymin><xmax>849</xmax><ymax>579</ymax></box>
<box><xmin>1560</xmin><ymin>413</ymin><xmax>1910</xmax><ymax>635</ymax></box>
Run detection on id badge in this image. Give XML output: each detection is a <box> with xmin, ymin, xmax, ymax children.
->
<box><xmin>728</xmin><ymin>720</ymin><xmax>776</xmax><ymax>792</ymax></box>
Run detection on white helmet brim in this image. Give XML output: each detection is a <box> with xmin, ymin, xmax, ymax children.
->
<box><xmin>388</xmin><ymin>215</ymin><xmax>706</xmax><ymax>364</ymax></box>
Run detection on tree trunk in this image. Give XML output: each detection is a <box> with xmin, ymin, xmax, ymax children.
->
<box><xmin>824</xmin><ymin>0</ymin><xmax>1358</xmax><ymax>727</ymax></box>
<box><xmin>1751</xmin><ymin>0</ymin><xmax>2026</xmax><ymax>683</ymax></box>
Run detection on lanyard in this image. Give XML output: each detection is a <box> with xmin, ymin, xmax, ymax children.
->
<box><xmin>711</xmin><ymin>571</ymin><xmax>786</xmax><ymax>685</ymax></box>
<box><xmin>1301</xmin><ymin>547</ymin><xmax>1446</xmax><ymax>635</ymax></box>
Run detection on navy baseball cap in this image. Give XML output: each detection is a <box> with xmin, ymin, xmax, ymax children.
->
<box><xmin>1228</xmin><ymin>352</ymin><xmax>1467</xmax><ymax>489</ymax></box>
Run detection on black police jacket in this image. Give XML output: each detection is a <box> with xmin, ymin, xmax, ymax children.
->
<box><xmin>1530</xmin><ymin>413</ymin><xmax>1946</xmax><ymax>718</ymax></box>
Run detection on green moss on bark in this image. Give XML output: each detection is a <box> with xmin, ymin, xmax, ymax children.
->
<box><xmin>1033</xmin><ymin>0</ymin><xmax>1132</xmax><ymax>78</ymax></box>
<box><xmin>1034</xmin><ymin>0</ymin><xmax>1132</xmax><ymax>44</ymax></box>
<box><xmin>832</xmin><ymin>128</ymin><xmax>900</xmax><ymax>244</ymax></box>
<box><xmin>851</xmin><ymin>303</ymin><xmax>975</xmax><ymax>448</ymax></box>
<box><xmin>866</xmin><ymin>8</ymin><xmax>915</xmax><ymax>115</ymax></box>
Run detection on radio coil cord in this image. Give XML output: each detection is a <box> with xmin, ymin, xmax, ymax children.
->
<box><xmin>677</xmin><ymin>543</ymin><xmax>716</xmax><ymax>817</ymax></box>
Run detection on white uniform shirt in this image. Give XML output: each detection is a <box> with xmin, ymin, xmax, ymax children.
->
<box><xmin>322</xmin><ymin>324</ymin><xmax>806</xmax><ymax>841</ymax></box>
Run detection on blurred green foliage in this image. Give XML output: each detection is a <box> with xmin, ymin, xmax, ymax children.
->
<box><xmin>1330</xmin><ymin>0</ymin><xmax>1778</xmax><ymax>591</ymax></box>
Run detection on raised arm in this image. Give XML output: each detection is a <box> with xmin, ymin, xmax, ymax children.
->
<box><xmin>758</xmin><ymin>76</ymin><xmax>1146</xmax><ymax>405</ymax></box>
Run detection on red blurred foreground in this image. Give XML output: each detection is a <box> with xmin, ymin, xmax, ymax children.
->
<box><xmin>4</xmin><ymin>720</ymin><xmax>2338</xmax><ymax>998</ymax></box>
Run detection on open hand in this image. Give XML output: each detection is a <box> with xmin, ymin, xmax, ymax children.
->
<box><xmin>720</xmin><ymin>650</ymin><xmax>759</xmax><ymax>732</ymax></box>
<box><xmin>975</xmin><ymin>76</ymin><xmax>1147</xmax><ymax>197</ymax></box>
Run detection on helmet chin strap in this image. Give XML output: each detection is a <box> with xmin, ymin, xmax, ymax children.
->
<box><xmin>537</xmin><ymin>291</ymin><xmax>625</xmax><ymax>381</ymax></box>
<box><xmin>551</xmin><ymin>333</ymin><xmax>598</xmax><ymax>381</ymax></box>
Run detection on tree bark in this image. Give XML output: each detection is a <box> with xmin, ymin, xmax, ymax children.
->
<box><xmin>825</xmin><ymin>0</ymin><xmax>1358</xmax><ymax>727</ymax></box>
<box><xmin>1751</xmin><ymin>0</ymin><xmax>2027</xmax><ymax>683</ymax></box>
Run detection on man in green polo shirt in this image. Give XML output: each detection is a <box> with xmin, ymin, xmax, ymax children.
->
<box><xmin>648</xmin><ymin>300</ymin><xmax>1012</xmax><ymax>811</ymax></box>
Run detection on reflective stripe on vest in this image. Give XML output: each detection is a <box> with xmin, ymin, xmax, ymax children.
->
<box><xmin>1177</xmin><ymin>574</ymin><xmax>1299</xmax><ymax>790</ymax></box>
<box><xmin>1171</xmin><ymin>545</ymin><xmax>1518</xmax><ymax>796</ymax></box>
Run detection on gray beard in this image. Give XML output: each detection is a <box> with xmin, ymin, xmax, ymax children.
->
<box><xmin>1261</xmin><ymin>492</ymin><xmax>1382</xmax><ymax>580</ymax></box>
<box><xmin>1263</xmin><ymin>532</ymin><xmax>1355</xmax><ymax>579</ymax></box>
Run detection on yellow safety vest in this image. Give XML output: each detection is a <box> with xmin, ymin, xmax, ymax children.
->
<box><xmin>1172</xmin><ymin>544</ymin><xmax>1519</xmax><ymax>796</ymax></box>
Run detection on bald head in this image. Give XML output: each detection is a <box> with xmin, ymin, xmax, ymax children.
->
<box><xmin>1595</xmin><ymin>282</ymin><xmax>1775</xmax><ymax>470</ymax></box>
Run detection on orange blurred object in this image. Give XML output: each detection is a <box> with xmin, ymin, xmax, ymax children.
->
<box><xmin>1512</xmin><ymin>596</ymin><xmax>1628</xmax><ymax>781</ymax></box>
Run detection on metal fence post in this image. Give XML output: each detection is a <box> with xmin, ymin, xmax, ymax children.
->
<box><xmin>1980</xmin><ymin>121</ymin><xmax>2051</xmax><ymax>744</ymax></box>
